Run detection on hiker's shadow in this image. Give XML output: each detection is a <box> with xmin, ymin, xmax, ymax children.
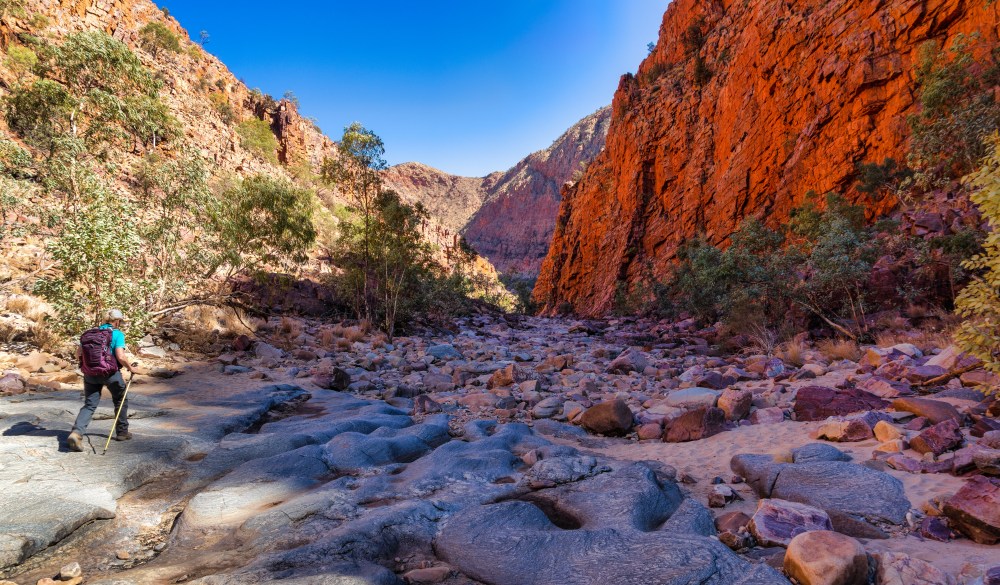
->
<box><xmin>3</xmin><ymin>422</ymin><xmax>76</xmax><ymax>452</ymax></box>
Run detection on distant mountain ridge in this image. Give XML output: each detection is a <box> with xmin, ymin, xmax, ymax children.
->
<box><xmin>383</xmin><ymin>106</ymin><xmax>612</xmax><ymax>277</ymax></box>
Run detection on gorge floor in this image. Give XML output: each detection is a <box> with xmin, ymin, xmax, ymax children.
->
<box><xmin>1</xmin><ymin>315</ymin><xmax>999</xmax><ymax>584</ymax></box>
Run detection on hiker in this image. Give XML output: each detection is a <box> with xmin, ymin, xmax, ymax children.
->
<box><xmin>67</xmin><ymin>309</ymin><xmax>139</xmax><ymax>452</ymax></box>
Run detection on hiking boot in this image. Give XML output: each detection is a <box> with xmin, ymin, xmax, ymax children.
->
<box><xmin>67</xmin><ymin>431</ymin><xmax>83</xmax><ymax>452</ymax></box>
<box><xmin>114</xmin><ymin>431</ymin><xmax>132</xmax><ymax>441</ymax></box>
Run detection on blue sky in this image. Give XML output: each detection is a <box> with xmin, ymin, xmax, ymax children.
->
<box><xmin>161</xmin><ymin>1</ymin><xmax>668</xmax><ymax>177</ymax></box>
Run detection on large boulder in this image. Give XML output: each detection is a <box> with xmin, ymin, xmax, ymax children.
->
<box><xmin>665</xmin><ymin>387</ymin><xmax>720</xmax><ymax>409</ymax></box>
<box><xmin>943</xmin><ymin>475</ymin><xmax>1000</xmax><ymax>544</ymax></box>
<box><xmin>784</xmin><ymin>531</ymin><xmax>867</xmax><ymax>585</ymax></box>
<box><xmin>909</xmin><ymin>419</ymin><xmax>963</xmax><ymax>456</ymax></box>
<box><xmin>718</xmin><ymin>388</ymin><xmax>753</xmax><ymax>421</ymax></box>
<box><xmin>663</xmin><ymin>407</ymin><xmax>726</xmax><ymax>443</ymax></box>
<box><xmin>793</xmin><ymin>386</ymin><xmax>888</xmax><ymax>421</ymax></box>
<box><xmin>874</xmin><ymin>552</ymin><xmax>956</xmax><ymax>585</ymax></box>
<box><xmin>606</xmin><ymin>349</ymin><xmax>648</xmax><ymax>374</ymax></box>
<box><xmin>579</xmin><ymin>399</ymin><xmax>634</xmax><ymax>436</ymax></box>
<box><xmin>749</xmin><ymin>499</ymin><xmax>832</xmax><ymax>547</ymax></box>
<box><xmin>891</xmin><ymin>397</ymin><xmax>962</xmax><ymax>425</ymax></box>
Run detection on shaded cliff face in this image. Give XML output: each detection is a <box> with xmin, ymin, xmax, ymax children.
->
<box><xmin>468</xmin><ymin>106</ymin><xmax>611</xmax><ymax>276</ymax></box>
<box><xmin>535</xmin><ymin>0</ymin><xmax>1000</xmax><ymax>316</ymax></box>
<box><xmin>383</xmin><ymin>107</ymin><xmax>611</xmax><ymax>277</ymax></box>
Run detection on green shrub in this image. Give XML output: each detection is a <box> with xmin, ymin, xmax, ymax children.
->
<box><xmin>5</xmin><ymin>45</ymin><xmax>37</xmax><ymax>79</ymax></box>
<box><xmin>208</xmin><ymin>92</ymin><xmax>235</xmax><ymax>124</ymax></box>
<box><xmin>139</xmin><ymin>21</ymin><xmax>181</xmax><ymax>58</ymax></box>
<box><xmin>237</xmin><ymin>118</ymin><xmax>279</xmax><ymax>164</ymax></box>
<box><xmin>909</xmin><ymin>36</ymin><xmax>1000</xmax><ymax>181</ymax></box>
<box><xmin>955</xmin><ymin>135</ymin><xmax>1000</xmax><ymax>381</ymax></box>
<box><xmin>856</xmin><ymin>158</ymin><xmax>912</xmax><ymax>196</ymax></box>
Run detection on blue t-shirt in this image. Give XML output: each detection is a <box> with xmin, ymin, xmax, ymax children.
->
<box><xmin>99</xmin><ymin>323</ymin><xmax>126</xmax><ymax>351</ymax></box>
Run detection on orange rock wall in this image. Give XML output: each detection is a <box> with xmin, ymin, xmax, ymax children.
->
<box><xmin>535</xmin><ymin>0</ymin><xmax>1000</xmax><ymax>315</ymax></box>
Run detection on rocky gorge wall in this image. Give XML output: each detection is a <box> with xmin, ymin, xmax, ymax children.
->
<box><xmin>0</xmin><ymin>0</ymin><xmax>335</xmax><ymax>191</ymax></box>
<box><xmin>535</xmin><ymin>0</ymin><xmax>1000</xmax><ymax>316</ymax></box>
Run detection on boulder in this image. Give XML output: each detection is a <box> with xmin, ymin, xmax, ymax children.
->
<box><xmin>857</xmin><ymin>376</ymin><xmax>911</xmax><ymax>399</ymax></box>
<box><xmin>663</xmin><ymin>407</ymin><xmax>725</xmax><ymax>443</ymax></box>
<box><xmin>873</xmin><ymin>420</ymin><xmax>903</xmax><ymax>442</ymax></box>
<box><xmin>875</xmin><ymin>551</ymin><xmax>956</xmax><ymax>585</ymax></box>
<box><xmin>606</xmin><ymin>349</ymin><xmax>648</xmax><ymax>374</ymax></box>
<box><xmin>784</xmin><ymin>531</ymin><xmax>867</xmax><ymax>585</ymax></box>
<box><xmin>771</xmin><ymin>461</ymin><xmax>910</xmax><ymax>526</ymax></box>
<box><xmin>982</xmin><ymin>430</ymin><xmax>1000</xmax><ymax>450</ymax></box>
<box><xmin>943</xmin><ymin>475</ymin><xmax>1000</xmax><ymax>544</ymax></box>
<box><xmin>919</xmin><ymin>516</ymin><xmax>954</xmax><ymax>542</ymax></box>
<box><xmin>909</xmin><ymin>419</ymin><xmax>963</xmax><ymax>456</ymax></box>
<box><xmin>579</xmin><ymin>399</ymin><xmax>633</xmax><ymax>436</ymax></box>
<box><xmin>793</xmin><ymin>386</ymin><xmax>888</xmax><ymax>421</ymax></box>
<box><xmin>815</xmin><ymin>419</ymin><xmax>873</xmax><ymax>442</ymax></box>
<box><xmin>791</xmin><ymin>444</ymin><xmax>851</xmax><ymax>464</ymax></box>
<box><xmin>960</xmin><ymin>369</ymin><xmax>1000</xmax><ymax>387</ymax></box>
<box><xmin>664</xmin><ymin>387</ymin><xmax>720</xmax><ymax>409</ymax></box>
<box><xmin>718</xmin><ymin>388</ymin><xmax>752</xmax><ymax>421</ymax></box>
<box><xmin>427</xmin><ymin>344</ymin><xmax>462</xmax><ymax>361</ymax></box>
<box><xmin>925</xmin><ymin>346</ymin><xmax>963</xmax><ymax>370</ymax></box>
<box><xmin>749</xmin><ymin>499</ymin><xmax>832</xmax><ymax>547</ymax></box>
<box><xmin>312</xmin><ymin>368</ymin><xmax>351</xmax><ymax>391</ymax></box>
<box><xmin>891</xmin><ymin>397</ymin><xmax>961</xmax><ymax>425</ymax></box>
<box><xmin>488</xmin><ymin>364</ymin><xmax>535</xmax><ymax>389</ymax></box>
<box><xmin>750</xmin><ymin>407</ymin><xmax>785</xmax><ymax>425</ymax></box>
<box><xmin>715</xmin><ymin>511</ymin><xmax>752</xmax><ymax>534</ymax></box>
<box><xmin>902</xmin><ymin>365</ymin><xmax>947</xmax><ymax>384</ymax></box>
<box><xmin>254</xmin><ymin>342</ymin><xmax>283</xmax><ymax>360</ymax></box>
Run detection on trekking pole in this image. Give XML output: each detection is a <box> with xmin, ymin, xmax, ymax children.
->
<box><xmin>102</xmin><ymin>371</ymin><xmax>135</xmax><ymax>456</ymax></box>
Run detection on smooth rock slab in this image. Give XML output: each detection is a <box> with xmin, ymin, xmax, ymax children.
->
<box><xmin>909</xmin><ymin>419</ymin><xmax>963</xmax><ymax>456</ymax></box>
<box><xmin>436</xmin><ymin>501</ymin><xmax>789</xmax><ymax>585</ymax></box>
<box><xmin>891</xmin><ymin>397</ymin><xmax>962</xmax><ymax>425</ymax></box>
<box><xmin>663</xmin><ymin>407</ymin><xmax>725</xmax><ymax>443</ymax></box>
<box><xmin>771</xmin><ymin>461</ymin><xmax>910</xmax><ymax>526</ymax></box>
<box><xmin>875</xmin><ymin>551</ymin><xmax>956</xmax><ymax>585</ymax></box>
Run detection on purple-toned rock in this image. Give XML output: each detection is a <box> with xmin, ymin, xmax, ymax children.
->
<box><xmin>904</xmin><ymin>416</ymin><xmax>928</xmax><ymax>431</ymax></box>
<box><xmin>413</xmin><ymin>394</ymin><xmax>442</xmax><ymax>414</ymax></box>
<box><xmin>718</xmin><ymin>388</ymin><xmax>752</xmax><ymax>421</ymax></box>
<box><xmin>749</xmin><ymin>407</ymin><xmax>785</xmax><ymax>425</ymax></box>
<box><xmin>983</xmin><ymin>431</ymin><xmax>1000</xmax><ymax>450</ymax></box>
<box><xmin>858</xmin><ymin>376</ymin><xmax>911</xmax><ymax>399</ymax></box>
<box><xmin>986</xmin><ymin>566</ymin><xmax>1000</xmax><ymax>585</ymax></box>
<box><xmin>606</xmin><ymin>349</ymin><xmax>648</xmax><ymax>374</ymax></box>
<box><xmin>233</xmin><ymin>334</ymin><xmax>252</xmax><ymax>351</ymax></box>
<box><xmin>749</xmin><ymin>499</ymin><xmax>833</xmax><ymax>547</ymax></box>
<box><xmin>972</xmin><ymin>415</ymin><xmax>1000</xmax><ymax>438</ymax></box>
<box><xmin>312</xmin><ymin>368</ymin><xmax>351</xmax><ymax>391</ymax></box>
<box><xmin>765</xmin><ymin>358</ymin><xmax>786</xmax><ymax>378</ymax></box>
<box><xmin>892</xmin><ymin>397</ymin><xmax>962</xmax><ymax>425</ymax></box>
<box><xmin>903</xmin><ymin>365</ymin><xmax>947</xmax><ymax>384</ymax></box>
<box><xmin>919</xmin><ymin>516</ymin><xmax>954</xmax><ymax>542</ymax></box>
<box><xmin>875</xmin><ymin>552</ymin><xmax>955</xmax><ymax>585</ymax></box>
<box><xmin>960</xmin><ymin>369</ymin><xmax>1000</xmax><ymax>387</ymax></box>
<box><xmin>793</xmin><ymin>386</ymin><xmax>888</xmax><ymax>422</ymax></box>
<box><xmin>909</xmin><ymin>419</ymin><xmax>963</xmax><ymax>456</ymax></box>
<box><xmin>815</xmin><ymin>419</ymin><xmax>873</xmax><ymax>442</ymax></box>
<box><xmin>943</xmin><ymin>475</ymin><xmax>1000</xmax><ymax>544</ymax></box>
<box><xmin>885</xmin><ymin>454</ymin><xmax>924</xmax><ymax>474</ymax></box>
<box><xmin>715</xmin><ymin>511</ymin><xmax>752</xmax><ymax>533</ymax></box>
<box><xmin>663</xmin><ymin>407</ymin><xmax>725</xmax><ymax>443</ymax></box>
<box><xmin>579</xmin><ymin>399</ymin><xmax>634</xmax><ymax>436</ymax></box>
<box><xmin>974</xmin><ymin>448</ymin><xmax>1000</xmax><ymax>476</ymax></box>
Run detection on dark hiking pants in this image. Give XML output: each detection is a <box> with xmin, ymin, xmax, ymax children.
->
<box><xmin>72</xmin><ymin>370</ymin><xmax>128</xmax><ymax>435</ymax></box>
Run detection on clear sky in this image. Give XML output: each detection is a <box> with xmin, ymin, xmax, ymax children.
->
<box><xmin>160</xmin><ymin>1</ymin><xmax>668</xmax><ymax>177</ymax></box>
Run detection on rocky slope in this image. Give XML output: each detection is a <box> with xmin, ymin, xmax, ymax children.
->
<box><xmin>0</xmin><ymin>0</ymin><xmax>336</xmax><ymax>184</ymax></box>
<box><xmin>383</xmin><ymin>107</ymin><xmax>611</xmax><ymax>277</ymax></box>
<box><xmin>535</xmin><ymin>0</ymin><xmax>1000</xmax><ymax>315</ymax></box>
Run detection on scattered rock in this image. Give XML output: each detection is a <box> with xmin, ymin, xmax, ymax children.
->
<box><xmin>919</xmin><ymin>516</ymin><xmax>954</xmax><ymax>542</ymax></box>
<box><xmin>892</xmin><ymin>397</ymin><xmax>962</xmax><ymax>425</ymax></box>
<box><xmin>662</xmin><ymin>407</ymin><xmax>725</xmax><ymax>443</ymax></box>
<box><xmin>426</xmin><ymin>344</ymin><xmax>462</xmax><ymax>361</ymax></box>
<box><xmin>606</xmin><ymin>349</ymin><xmax>648</xmax><ymax>374</ymax></box>
<box><xmin>793</xmin><ymin>386</ymin><xmax>888</xmax><ymax>422</ymax></box>
<box><xmin>749</xmin><ymin>499</ymin><xmax>833</xmax><ymax>547</ymax></box>
<box><xmin>718</xmin><ymin>388</ymin><xmax>752</xmax><ymax>421</ymax></box>
<box><xmin>943</xmin><ymin>475</ymin><xmax>1000</xmax><ymax>544</ymax></box>
<box><xmin>665</xmin><ymin>387</ymin><xmax>720</xmax><ymax>409</ymax></box>
<box><xmin>749</xmin><ymin>407</ymin><xmax>785</xmax><ymax>425</ymax></box>
<box><xmin>875</xmin><ymin>551</ymin><xmax>956</xmax><ymax>585</ymax></box>
<box><xmin>909</xmin><ymin>419</ymin><xmax>963</xmax><ymax>456</ymax></box>
<box><xmin>579</xmin><ymin>399</ymin><xmax>633</xmax><ymax>436</ymax></box>
<box><xmin>873</xmin><ymin>420</ymin><xmax>903</xmax><ymax>442</ymax></box>
<box><xmin>815</xmin><ymin>418</ymin><xmax>873</xmax><ymax>442</ymax></box>
<box><xmin>312</xmin><ymin>368</ymin><xmax>351</xmax><ymax>391</ymax></box>
<box><xmin>784</xmin><ymin>530</ymin><xmax>867</xmax><ymax>585</ymax></box>
<box><xmin>59</xmin><ymin>561</ymin><xmax>81</xmax><ymax>580</ymax></box>
<box><xmin>403</xmin><ymin>565</ymin><xmax>452</xmax><ymax>583</ymax></box>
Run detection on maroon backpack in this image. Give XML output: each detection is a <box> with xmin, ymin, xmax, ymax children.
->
<box><xmin>80</xmin><ymin>327</ymin><xmax>119</xmax><ymax>377</ymax></box>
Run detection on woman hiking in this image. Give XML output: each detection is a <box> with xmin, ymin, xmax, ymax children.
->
<box><xmin>67</xmin><ymin>309</ymin><xmax>140</xmax><ymax>452</ymax></box>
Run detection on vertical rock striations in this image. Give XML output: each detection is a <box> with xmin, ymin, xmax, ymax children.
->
<box><xmin>534</xmin><ymin>0</ymin><xmax>1000</xmax><ymax>315</ymax></box>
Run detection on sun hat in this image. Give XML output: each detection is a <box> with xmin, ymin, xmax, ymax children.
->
<box><xmin>107</xmin><ymin>309</ymin><xmax>125</xmax><ymax>321</ymax></box>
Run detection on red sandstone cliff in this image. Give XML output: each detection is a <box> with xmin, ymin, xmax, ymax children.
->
<box><xmin>534</xmin><ymin>0</ymin><xmax>1000</xmax><ymax>316</ymax></box>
